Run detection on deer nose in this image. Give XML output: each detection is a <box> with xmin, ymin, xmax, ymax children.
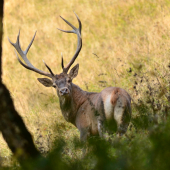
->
<box><xmin>59</xmin><ymin>87</ymin><xmax>69</xmax><ymax>96</ymax></box>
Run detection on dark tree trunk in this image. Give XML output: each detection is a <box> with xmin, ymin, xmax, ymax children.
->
<box><xmin>0</xmin><ymin>1</ymin><xmax>40</xmax><ymax>162</ymax></box>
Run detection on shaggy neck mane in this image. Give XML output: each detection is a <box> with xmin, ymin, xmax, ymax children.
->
<box><xmin>58</xmin><ymin>83</ymin><xmax>89</xmax><ymax>124</ymax></box>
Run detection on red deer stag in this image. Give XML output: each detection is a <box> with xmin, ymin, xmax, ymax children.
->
<box><xmin>8</xmin><ymin>13</ymin><xmax>131</xmax><ymax>141</ymax></box>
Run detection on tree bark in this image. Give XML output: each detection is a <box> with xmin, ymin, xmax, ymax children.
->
<box><xmin>0</xmin><ymin>1</ymin><xmax>40</xmax><ymax>162</ymax></box>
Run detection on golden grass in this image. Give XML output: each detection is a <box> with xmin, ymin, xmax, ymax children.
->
<box><xmin>1</xmin><ymin>0</ymin><xmax>170</xmax><ymax>160</ymax></box>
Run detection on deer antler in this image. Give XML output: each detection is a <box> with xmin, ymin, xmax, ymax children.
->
<box><xmin>57</xmin><ymin>12</ymin><xmax>82</xmax><ymax>74</ymax></box>
<box><xmin>8</xmin><ymin>31</ymin><xmax>54</xmax><ymax>78</ymax></box>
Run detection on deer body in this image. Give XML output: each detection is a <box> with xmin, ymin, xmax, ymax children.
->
<box><xmin>9</xmin><ymin>13</ymin><xmax>131</xmax><ymax>141</ymax></box>
<box><xmin>54</xmin><ymin>81</ymin><xmax>131</xmax><ymax>141</ymax></box>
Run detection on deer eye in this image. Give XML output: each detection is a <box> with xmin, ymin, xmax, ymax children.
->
<box><xmin>67</xmin><ymin>79</ymin><xmax>71</xmax><ymax>83</ymax></box>
<box><xmin>52</xmin><ymin>84</ymin><xmax>56</xmax><ymax>88</ymax></box>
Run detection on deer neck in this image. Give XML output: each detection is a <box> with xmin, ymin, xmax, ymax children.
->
<box><xmin>58</xmin><ymin>83</ymin><xmax>87</xmax><ymax>124</ymax></box>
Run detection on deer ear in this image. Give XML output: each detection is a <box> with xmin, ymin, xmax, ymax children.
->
<box><xmin>37</xmin><ymin>78</ymin><xmax>53</xmax><ymax>87</ymax></box>
<box><xmin>69</xmin><ymin>64</ymin><xmax>79</xmax><ymax>79</ymax></box>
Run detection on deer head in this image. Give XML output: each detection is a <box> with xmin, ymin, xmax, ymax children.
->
<box><xmin>38</xmin><ymin>64</ymin><xmax>79</xmax><ymax>97</ymax></box>
<box><xmin>8</xmin><ymin>12</ymin><xmax>82</xmax><ymax>97</ymax></box>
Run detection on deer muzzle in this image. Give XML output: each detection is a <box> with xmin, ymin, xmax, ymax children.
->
<box><xmin>59</xmin><ymin>87</ymin><xmax>70</xmax><ymax>96</ymax></box>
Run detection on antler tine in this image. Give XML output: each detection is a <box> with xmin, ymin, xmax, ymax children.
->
<box><xmin>8</xmin><ymin>31</ymin><xmax>53</xmax><ymax>78</ymax></box>
<box><xmin>43</xmin><ymin>60</ymin><xmax>55</xmax><ymax>76</ymax></box>
<box><xmin>61</xmin><ymin>52</ymin><xmax>64</xmax><ymax>69</ymax></box>
<box><xmin>57</xmin><ymin>12</ymin><xmax>82</xmax><ymax>73</ymax></box>
<box><xmin>74</xmin><ymin>12</ymin><xmax>82</xmax><ymax>35</ymax></box>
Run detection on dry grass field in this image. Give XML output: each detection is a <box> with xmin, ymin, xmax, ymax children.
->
<box><xmin>1</xmin><ymin>0</ymin><xmax>170</xmax><ymax>167</ymax></box>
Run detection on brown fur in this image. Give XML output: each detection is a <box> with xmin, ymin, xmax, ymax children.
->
<box><xmin>53</xmin><ymin>82</ymin><xmax>131</xmax><ymax>141</ymax></box>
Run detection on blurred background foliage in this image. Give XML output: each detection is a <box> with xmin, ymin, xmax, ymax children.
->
<box><xmin>1</xmin><ymin>0</ymin><xmax>170</xmax><ymax>169</ymax></box>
